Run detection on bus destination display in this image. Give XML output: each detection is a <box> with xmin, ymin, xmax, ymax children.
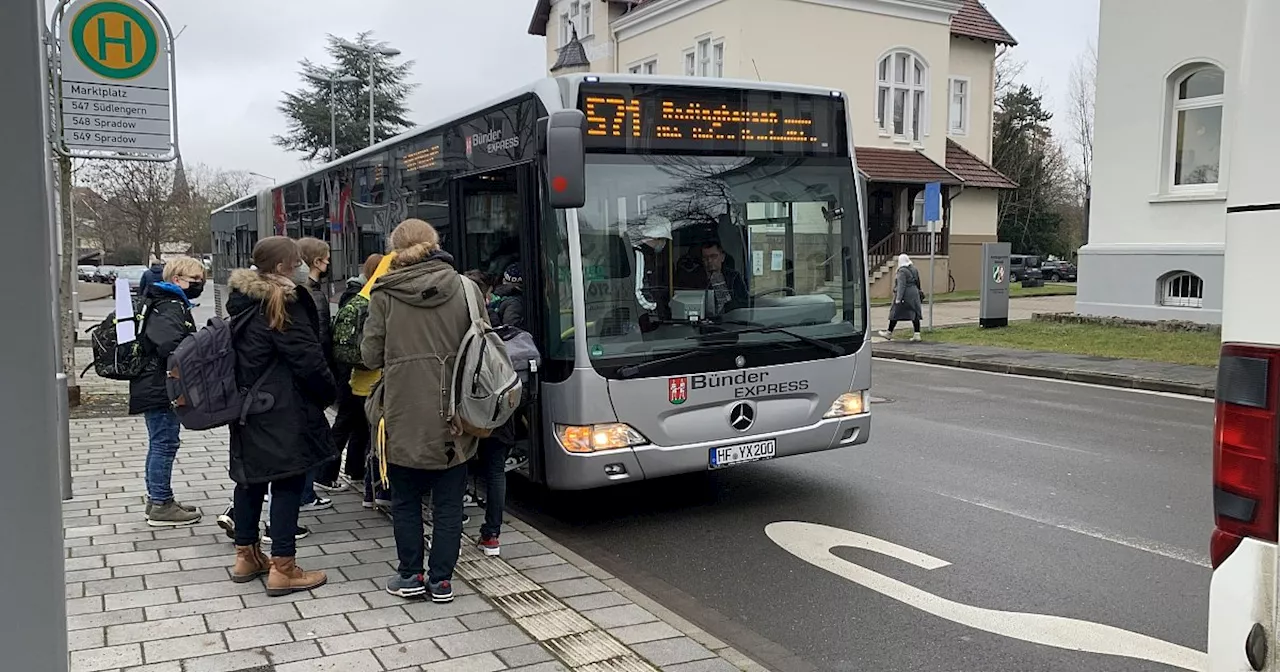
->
<box><xmin>403</xmin><ymin>134</ymin><xmax>443</xmax><ymax>172</ymax></box>
<box><xmin>578</xmin><ymin>84</ymin><xmax>845</xmax><ymax>156</ymax></box>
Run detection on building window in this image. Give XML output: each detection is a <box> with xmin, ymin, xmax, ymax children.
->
<box><xmin>561</xmin><ymin>1</ymin><xmax>590</xmax><ymax>44</ymax></box>
<box><xmin>630</xmin><ymin>59</ymin><xmax>658</xmax><ymax>75</ymax></box>
<box><xmin>949</xmin><ymin>77</ymin><xmax>969</xmax><ymax>135</ymax></box>
<box><xmin>684</xmin><ymin>50</ymin><xmax>695</xmax><ymax>76</ymax></box>
<box><xmin>1160</xmin><ymin>271</ymin><xmax>1204</xmax><ymax>308</ymax></box>
<box><xmin>697</xmin><ymin>38</ymin><xmax>712</xmax><ymax>76</ymax></box>
<box><xmin>1169</xmin><ymin>65</ymin><xmax>1224</xmax><ymax>189</ymax></box>
<box><xmin>559</xmin><ymin>12</ymin><xmax>571</xmax><ymax>46</ymax></box>
<box><xmin>877</xmin><ymin>50</ymin><xmax>928</xmax><ymax>142</ymax></box>
<box><xmin>713</xmin><ymin>42</ymin><xmax>724</xmax><ymax>77</ymax></box>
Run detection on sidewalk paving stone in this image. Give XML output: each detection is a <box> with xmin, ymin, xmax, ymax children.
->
<box><xmin>63</xmin><ymin>414</ymin><xmax>763</xmax><ymax>672</ymax></box>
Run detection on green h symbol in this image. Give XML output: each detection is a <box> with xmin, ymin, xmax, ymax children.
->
<box><xmin>96</xmin><ymin>17</ymin><xmax>134</xmax><ymax>62</ymax></box>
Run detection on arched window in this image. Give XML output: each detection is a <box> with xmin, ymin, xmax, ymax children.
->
<box><xmin>877</xmin><ymin>50</ymin><xmax>927</xmax><ymax>142</ymax></box>
<box><xmin>1169</xmin><ymin>65</ymin><xmax>1224</xmax><ymax>189</ymax></box>
<box><xmin>1160</xmin><ymin>271</ymin><xmax>1204</xmax><ymax>308</ymax></box>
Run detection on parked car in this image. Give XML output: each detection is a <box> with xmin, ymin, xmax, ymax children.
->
<box><xmin>1040</xmin><ymin>260</ymin><xmax>1077</xmax><ymax>282</ymax></box>
<box><xmin>113</xmin><ymin>266</ymin><xmax>148</xmax><ymax>294</ymax></box>
<box><xmin>77</xmin><ymin>265</ymin><xmax>96</xmax><ymax>282</ymax></box>
<box><xmin>93</xmin><ymin>265</ymin><xmax>118</xmax><ymax>284</ymax></box>
<box><xmin>1009</xmin><ymin>255</ymin><xmax>1043</xmax><ymax>282</ymax></box>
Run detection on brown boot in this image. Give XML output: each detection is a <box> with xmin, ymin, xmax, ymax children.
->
<box><xmin>266</xmin><ymin>556</ymin><xmax>327</xmax><ymax>597</ymax></box>
<box><xmin>231</xmin><ymin>544</ymin><xmax>270</xmax><ymax>583</ymax></box>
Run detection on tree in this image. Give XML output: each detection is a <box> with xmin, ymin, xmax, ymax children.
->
<box><xmin>993</xmin><ymin>85</ymin><xmax>1073</xmax><ymax>258</ymax></box>
<box><xmin>274</xmin><ymin>33</ymin><xmax>416</xmax><ymax>163</ymax></box>
<box><xmin>81</xmin><ymin>160</ymin><xmax>178</xmax><ymax>259</ymax></box>
<box><xmin>1066</xmin><ymin>42</ymin><xmax>1097</xmax><ymax>197</ymax></box>
<box><xmin>171</xmin><ymin>165</ymin><xmax>257</xmax><ymax>254</ymax></box>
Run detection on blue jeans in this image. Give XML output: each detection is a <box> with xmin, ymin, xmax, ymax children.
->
<box><xmin>144</xmin><ymin>409</ymin><xmax>182</xmax><ymax>503</ymax></box>
<box><xmin>387</xmin><ymin>462</ymin><xmax>466</xmax><ymax>584</ymax></box>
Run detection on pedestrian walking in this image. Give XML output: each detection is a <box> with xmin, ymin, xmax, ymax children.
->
<box><xmin>224</xmin><ymin>236</ymin><xmax>336</xmax><ymax>596</ymax></box>
<box><xmin>879</xmin><ymin>253</ymin><xmax>924</xmax><ymax>342</ymax></box>
<box><xmin>363</xmin><ymin>219</ymin><xmax>478</xmax><ymax>603</ymax></box>
<box><xmin>131</xmin><ymin>256</ymin><xmax>205</xmax><ymax>527</ymax></box>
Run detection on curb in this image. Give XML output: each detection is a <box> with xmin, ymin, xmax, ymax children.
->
<box><xmin>872</xmin><ymin>348</ymin><xmax>1217</xmax><ymax>398</ymax></box>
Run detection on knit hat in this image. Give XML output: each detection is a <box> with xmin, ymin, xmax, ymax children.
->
<box><xmin>503</xmin><ymin>263</ymin><xmax>522</xmax><ymax>285</ymax></box>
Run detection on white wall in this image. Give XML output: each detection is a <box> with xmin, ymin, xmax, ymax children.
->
<box><xmin>1086</xmin><ymin>0</ymin><xmax>1244</xmax><ymax>247</ymax></box>
<box><xmin>946</xmin><ymin>37</ymin><xmax>996</xmax><ymax>161</ymax></box>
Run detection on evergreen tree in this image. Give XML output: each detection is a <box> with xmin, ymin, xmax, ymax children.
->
<box><xmin>992</xmin><ymin>85</ymin><xmax>1072</xmax><ymax>258</ymax></box>
<box><xmin>274</xmin><ymin>32</ymin><xmax>416</xmax><ymax>162</ymax></box>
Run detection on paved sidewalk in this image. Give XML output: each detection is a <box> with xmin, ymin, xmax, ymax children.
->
<box><xmin>873</xmin><ymin>340</ymin><xmax>1217</xmax><ymax>398</ymax></box>
<box><xmin>869</xmin><ymin>294</ymin><xmax>1077</xmax><ymax>330</ymax></box>
<box><xmin>64</xmin><ymin>417</ymin><xmax>762</xmax><ymax>672</ymax></box>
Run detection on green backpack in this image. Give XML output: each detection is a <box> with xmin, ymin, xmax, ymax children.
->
<box><xmin>332</xmin><ymin>294</ymin><xmax>370</xmax><ymax>367</ymax></box>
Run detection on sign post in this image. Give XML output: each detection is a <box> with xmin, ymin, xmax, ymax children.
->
<box><xmin>53</xmin><ymin>0</ymin><xmax>178</xmax><ymax>160</ymax></box>
<box><xmin>979</xmin><ymin>242</ymin><xmax>1011</xmax><ymax>328</ymax></box>
<box><xmin>923</xmin><ymin>182</ymin><xmax>941</xmax><ymax>331</ymax></box>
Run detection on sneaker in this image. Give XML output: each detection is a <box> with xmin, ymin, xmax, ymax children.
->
<box><xmin>429</xmin><ymin>579</ymin><xmax>454</xmax><ymax>603</ymax></box>
<box><xmin>313</xmin><ymin>479</ymin><xmax>347</xmax><ymax>493</ymax></box>
<box><xmin>373</xmin><ymin>493</ymin><xmax>392</xmax><ymax>508</ymax></box>
<box><xmin>362</xmin><ymin>492</ymin><xmax>375</xmax><ymax>509</ymax></box>
<box><xmin>911</xmin><ymin>332</ymin><xmax>922</xmax><ymax>342</ymax></box>
<box><xmin>478</xmin><ymin>535</ymin><xmax>500</xmax><ymax>557</ymax></box>
<box><xmin>505</xmin><ymin>453</ymin><xmax>529</xmax><ymax>473</ymax></box>
<box><xmin>146</xmin><ymin>500</ymin><xmax>198</xmax><ymax>516</ymax></box>
<box><xmin>299</xmin><ymin>497</ymin><xmax>333</xmax><ymax>512</ymax></box>
<box><xmin>462</xmin><ymin>492</ymin><xmax>477</xmax><ymax>506</ymax></box>
<box><xmin>877</xmin><ymin>330</ymin><xmax>893</xmax><ymax>341</ymax></box>
<box><xmin>146</xmin><ymin>501</ymin><xmax>202</xmax><ymax>527</ymax></box>
<box><xmin>262</xmin><ymin>525</ymin><xmax>311</xmax><ymax>544</ymax></box>
<box><xmin>217</xmin><ymin>506</ymin><xmax>235</xmax><ymax>540</ymax></box>
<box><xmin>386</xmin><ymin>573</ymin><xmax>427</xmax><ymax>598</ymax></box>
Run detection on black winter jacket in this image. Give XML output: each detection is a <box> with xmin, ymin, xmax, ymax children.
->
<box><xmin>127</xmin><ymin>284</ymin><xmax>195</xmax><ymax>415</ymax></box>
<box><xmin>492</xmin><ymin>284</ymin><xmax>525</xmax><ymax>331</ymax></box>
<box><xmin>225</xmin><ymin>269</ymin><xmax>337</xmax><ymax>485</ymax></box>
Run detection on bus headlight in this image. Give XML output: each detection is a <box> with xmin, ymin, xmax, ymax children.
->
<box><xmin>556</xmin><ymin>423</ymin><xmax>649</xmax><ymax>453</ymax></box>
<box><xmin>824</xmin><ymin>391</ymin><xmax>868</xmax><ymax>418</ymax></box>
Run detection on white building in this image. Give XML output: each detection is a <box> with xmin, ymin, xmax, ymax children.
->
<box><xmin>1077</xmin><ymin>0</ymin><xmax>1244</xmax><ymax>324</ymax></box>
<box><xmin>527</xmin><ymin>0</ymin><xmax>1019</xmax><ymax>295</ymax></box>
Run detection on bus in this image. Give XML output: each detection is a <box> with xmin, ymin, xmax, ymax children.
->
<box><xmin>1208</xmin><ymin>1</ymin><xmax>1280</xmax><ymax>669</ymax></box>
<box><xmin>210</xmin><ymin>73</ymin><xmax>872</xmax><ymax>491</ymax></box>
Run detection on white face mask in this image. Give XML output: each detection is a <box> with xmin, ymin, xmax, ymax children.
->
<box><xmin>292</xmin><ymin>262</ymin><xmax>311</xmax><ymax>285</ymax></box>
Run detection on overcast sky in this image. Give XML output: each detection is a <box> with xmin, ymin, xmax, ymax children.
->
<box><xmin>149</xmin><ymin>0</ymin><xmax>1098</xmax><ymax>187</ymax></box>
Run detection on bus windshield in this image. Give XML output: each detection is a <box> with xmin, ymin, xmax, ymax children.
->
<box><xmin>568</xmin><ymin>153</ymin><xmax>865</xmax><ymax>371</ymax></box>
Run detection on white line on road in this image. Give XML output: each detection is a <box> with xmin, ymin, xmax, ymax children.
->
<box><xmin>766</xmin><ymin>521</ymin><xmax>1207</xmax><ymax>671</ymax></box>
<box><xmin>877</xmin><ymin>358</ymin><xmax>1215</xmax><ymax>403</ymax></box>
<box><xmin>929</xmin><ymin>490</ymin><xmax>1211</xmax><ymax>568</ymax></box>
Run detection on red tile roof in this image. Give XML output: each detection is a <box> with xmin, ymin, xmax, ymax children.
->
<box><xmin>856</xmin><ymin>146</ymin><xmax>962</xmax><ymax>185</ymax></box>
<box><xmin>945</xmin><ymin>139</ymin><xmax>1017</xmax><ymax>189</ymax></box>
<box><xmin>950</xmin><ymin>0</ymin><xmax>1017</xmax><ymax>46</ymax></box>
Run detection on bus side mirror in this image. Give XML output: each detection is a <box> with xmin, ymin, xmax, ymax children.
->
<box><xmin>544</xmin><ymin>110</ymin><xmax>587</xmax><ymax>210</ymax></box>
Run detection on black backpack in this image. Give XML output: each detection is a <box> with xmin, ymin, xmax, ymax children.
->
<box><xmin>165</xmin><ymin>311</ymin><xmax>276</xmax><ymax>431</ymax></box>
<box><xmin>82</xmin><ymin>297</ymin><xmax>177</xmax><ymax>381</ymax></box>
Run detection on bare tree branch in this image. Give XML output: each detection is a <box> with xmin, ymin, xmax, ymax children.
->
<box><xmin>1066</xmin><ymin>41</ymin><xmax>1097</xmax><ymax>199</ymax></box>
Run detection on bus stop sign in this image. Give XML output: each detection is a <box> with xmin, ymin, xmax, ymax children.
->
<box><xmin>979</xmin><ymin>242</ymin><xmax>1010</xmax><ymax>328</ymax></box>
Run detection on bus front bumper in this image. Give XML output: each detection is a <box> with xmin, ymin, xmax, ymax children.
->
<box><xmin>543</xmin><ymin>412</ymin><xmax>870</xmax><ymax>491</ymax></box>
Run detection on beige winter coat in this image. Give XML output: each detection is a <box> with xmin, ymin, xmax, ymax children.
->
<box><xmin>362</xmin><ymin>246</ymin><xmax>481</xmax><ymax>471</ymax></box>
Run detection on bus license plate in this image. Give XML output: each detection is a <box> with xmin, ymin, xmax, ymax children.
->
<box><xmin>709</xmin><ymin>440</ymin><xmax>776</xmax><ymax>469</ymax></box>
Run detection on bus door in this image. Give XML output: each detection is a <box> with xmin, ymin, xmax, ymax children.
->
<box><xmin>449</xmin><ymin>162</ymin><xmax>546</xmax><ymax>481</ymax></box>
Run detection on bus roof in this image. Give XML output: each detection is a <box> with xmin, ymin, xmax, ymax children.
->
<box><xmin>212</xmin><ymin>73</ymin><xmax>850</xmax><ymax>214</ymax></box>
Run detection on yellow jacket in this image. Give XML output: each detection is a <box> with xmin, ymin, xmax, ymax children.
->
<box><xmin>349</xmin><ymin>253</ymin><xmax>396</xmax><ymax>397</ymax></box>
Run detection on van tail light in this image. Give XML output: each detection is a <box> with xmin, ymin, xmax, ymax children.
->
<box><xmin>1211</xmin><ymin>344</ymin><xmax>1280</xmax><ymax>569</ymax></box>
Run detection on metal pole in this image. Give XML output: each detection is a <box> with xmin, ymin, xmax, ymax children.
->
<box><xmin>4</xmin><ymin>0</ymin><xmax>69</xmax><ymax>669</ymax></box>
<box><xmin>329</xmin><ymin>78</ymin><xmax>337</xmax><ymax>162</ymax></box>
<box><xmin>928</xmin><ymin>219</ymin><xmax>936</xmax><ymax>331</ymax></box>
<box><xmin>367</xmin><ymin>54</ymin><xmax>375</xmax><ymax>147</ymax></box>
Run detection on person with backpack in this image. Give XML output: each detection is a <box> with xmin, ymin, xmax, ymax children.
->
<box><xmin>490</xmin><ymin>263</ymin><xmax>525</xmax><ymax>330</ymax></box>
<box><xmin>362</xmin><ymin>219</ymin><xmax>481</xmax><ymax>603</ymax></box>
<box><xmin>129</xmin><ymin>256</ymin><xmax>205</xmax><ymax>527</ymax></box>
<box><xmin>319</xmin><ymin>253</ymin><xmax>383</xmax><ymax>495</ymax></box>
<box><xmin>224</xmin><ymin>236</ymin><xmax>336</xmax><ymax>596</ymax></box>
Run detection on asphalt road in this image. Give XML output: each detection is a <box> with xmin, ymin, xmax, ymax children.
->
<box><xmin>508</xmin><ymin>360</ymin><xmax>1215</xmax><ymax>672</ymax></box>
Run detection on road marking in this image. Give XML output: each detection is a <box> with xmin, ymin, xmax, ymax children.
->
<box><xmin>766</xmin><ymin>521</ymin><xmax>1207</xmax><ymax>671</ymax></box>
<box><xmin>876</xmin><ymin>359</ymin><xmax>1214</xmax><ymax>403</ymax></box>
<box><xmin>929</xmin><ymin>491</ymin><xmax>1211</xmax><ymax>568</ymax></box>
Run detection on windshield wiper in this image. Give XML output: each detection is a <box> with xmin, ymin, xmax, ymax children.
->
<box><xmin>617</xmin><ymin>349</ymin><xmax>706</xmax><ymax>379</ymax></box>
<box><xmin>714</xmin><ymin>321</ymin><xmax>847</xmax><ymax>357</ymax></box>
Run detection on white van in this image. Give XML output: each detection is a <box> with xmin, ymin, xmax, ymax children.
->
<box><xmin>1208</xmin><ymin>2</ymin><xmax>1280</xmax><ymax>670</ymax></box>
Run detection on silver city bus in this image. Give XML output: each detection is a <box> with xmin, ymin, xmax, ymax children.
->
<box><xmin>210</xmin><ymin>74</ymin><xmax>871</xmax><ymax>490</ymax></box>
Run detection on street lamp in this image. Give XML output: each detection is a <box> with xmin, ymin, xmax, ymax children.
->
<box><xmin>336</xmin><ymin>39</ymin><xmax>402</xmax><ymax>147</ymax></box>
<box><xmin>306</xmin><ymin>71</ymin><xmax>361</xmax><ymax>162</ymax></box>
<box><xmin>247</xmin><ymin>171</ymin><xmax>275</xmax><ymax>183</ymax></box>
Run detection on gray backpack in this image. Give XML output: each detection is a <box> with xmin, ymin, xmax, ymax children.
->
<box><xmin>448</xmin><ymin>276</ymin><xmax>522</xmax><ymax>438</ymax></box>
<box><xmin>166</xmin><ymin>312</ymin><xmax>276</xmax><ymax>432</ymax></box>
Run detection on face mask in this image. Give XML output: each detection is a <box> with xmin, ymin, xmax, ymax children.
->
<box><xmin>184</xmin><ymin>281</ymin><xmax>205</xmax><ymax>300</ymax></box>
<box><xmin>319</xmin><ymin>266</ymin><xmax>331</xmax><ymax>280</ymax></box>
<box><xmin>292</xmin><ymin>262</ymin><xmax>310</xmax><ymax>285</ymax></box>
